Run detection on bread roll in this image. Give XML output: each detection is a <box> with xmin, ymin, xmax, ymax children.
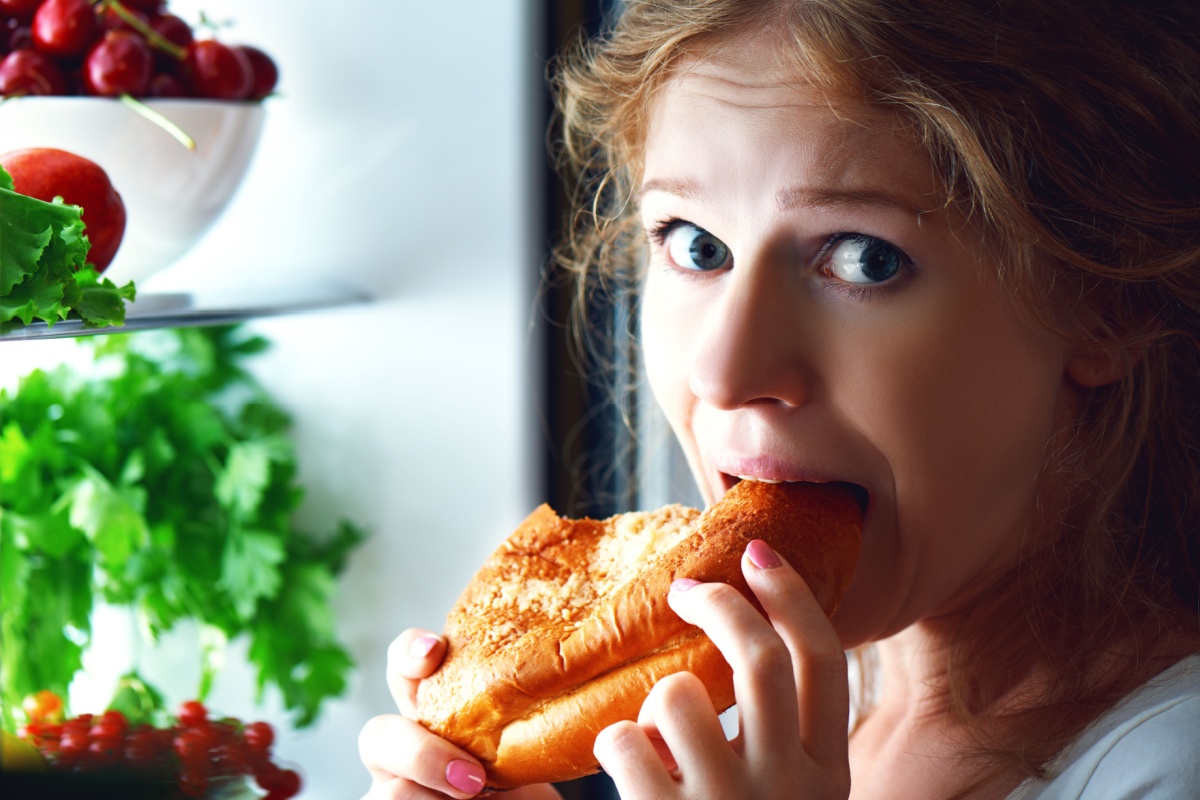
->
<box><xmin>415</xmin><ymin>479</ymin><xmax>863</xmax><ymax>788</ymax></box>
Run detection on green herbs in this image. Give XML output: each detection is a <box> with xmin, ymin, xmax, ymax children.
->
<box><xmin>0</xmin><ymin>164</ymin><xmax>135</xmax><ymax>332</ymax></box>
<box><xmin>0</xmin><ymin>325</ymin><xmax>365</xmax><ymax>731</ymax></box>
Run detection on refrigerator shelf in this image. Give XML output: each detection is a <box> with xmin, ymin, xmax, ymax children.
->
<box><xmin>0</xmin><ymin>281</ymin><xmax>372</xmax><ymax>342</ymax></box>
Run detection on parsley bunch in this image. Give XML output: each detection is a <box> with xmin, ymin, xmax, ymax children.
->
<box><xmin>0</xmin><ymin>326</ymin><xmax>365</xmax><ymax>731</ymax></box>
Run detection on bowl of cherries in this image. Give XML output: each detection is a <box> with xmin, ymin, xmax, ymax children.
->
<box><xmin>0</xmin><ymin>0</ymin><xmax>279</xmax><ymax>285</ymax></box>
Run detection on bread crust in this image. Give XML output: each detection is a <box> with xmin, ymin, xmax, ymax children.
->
<box><xmin>415</xmin><ymin>480</ymin><xmax>862</xmax><ymax>788</ymax></box>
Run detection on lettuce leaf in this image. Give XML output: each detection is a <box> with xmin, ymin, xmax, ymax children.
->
<box><xmin>0</xmin><ymin>164</ymin><xmax>136</xmax><ymax>332</ymax></box>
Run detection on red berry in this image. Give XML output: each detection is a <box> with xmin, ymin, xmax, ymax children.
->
<box><xmin>84</xmin><ymin>30</ymin><xmax>152</xmax><ymax>96</ymax></box>
<box><xmin>274</xmin><ymin>768</ymin><xmax>301</xmax><ymax>797</ymax></box>
<box><xmin>31</xmin><ymin>0</ymin><xmax>98</xmax><ymax>59</ymax></box>
<box><xmin>118</xmin><ymin>0</ymin><xmax>164</xmax><ymax>12</ymax></box>
<box><xmin>254</xmin><ymin>761</ymin><xmax>283</xmax><ymax>790</ymax></box>
<box><xmin>6</xmin><ymin>20</ymin><xmax>34</xmax><ymax>53</ymax></box>
<box><xmin>91</xmin><ymin>709</ymin><xmax>129</xmax><ymax>738</ymax></box>
<box><xmin>177</xmin><ymin>700</ymin><xmax>208</xmax><ymax>728</ymax></box>
<box><xmin>0</xmin><ymin>48</ymin><xmax>65</xmax><ymax>94</ymax></box>
<box><xmin>97</xmin><ymin>4</ymin><xmax>146</xmax><ymax>34</ymax></box>
<box><xmin>213</xmin><ymin>739</ymin><xmax>250</xmax><ymax>776</ymax></box>
<box><xmin>172</xmin><ymin>726</ymin><xmax>215</xmax><ymax>762</ymax></box>
<box><xmin>236</xmin><ymin>44</ymin><xmax>277</xmax><ymax>99</ymax></box>
<box><xmin>0</xmin><ymin>0</ymin><xmax>42</xmax><ymax>23</ymax></box>
<box><xmin>242</xmin><ymin>720</ymin><xmax>275</xmax><ymax>755</ymax></box>
<box><xmin>182</xmin><ymin>38</ymin><xmax>252</xmax><ymax>99</ymax></box>
<box><xmin>87</xmin><ymin>736</ymin><xmax>121</xmax><ymax>767</ymax></box>
<box><xmin>122</xmin><ymin>727</ymin><xmax>163</xmax><ymax>774</ymax></box>
<box><xmin>148</xmin><ymin>71</ymin><xmax>187</xmax><ymax>96</ymax></box>
<box><xmin>178</xmin><ymin>766</ymin><xmax>210</xmax><ymax>798</ymax></box>
<box><xmin>149</xmin><ymin>12</ymin><xmax>191</xmax><ymax>50</ymax></box>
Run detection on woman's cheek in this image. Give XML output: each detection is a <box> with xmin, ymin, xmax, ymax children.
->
<box><xmin>640</xmin><ymin>272</ymin><xmax>694</xmax><ymax>418</ymax></box>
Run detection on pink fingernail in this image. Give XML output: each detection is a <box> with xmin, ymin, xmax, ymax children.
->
<box><xmin>746</xmin><ymin>539</ymin><xmax>782</xmax><ymax>569</ymax></box>
<box><xmin>446</xmin><ymin>759</ymin><xmax>486</xmax><ymax>794</ymax></box>
<box><xmin>671</xmin><ymin>578</ymin><xmax>701</xmax><ymax>592</ymax></box>
<box><xmin>408</xmin><ymin>635</ymin><xmax>440</xmax><ymax>659</ymax></box>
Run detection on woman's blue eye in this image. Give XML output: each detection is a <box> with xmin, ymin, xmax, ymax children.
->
<box><xmin>665</xmin><ymin>223</ymin><xmax>731</xmax><ymax>272</ymax></box>
<box><xmin>828</xmin><ymin>234</ymin><xmax>907</xmax><ymax>284</ymax></box>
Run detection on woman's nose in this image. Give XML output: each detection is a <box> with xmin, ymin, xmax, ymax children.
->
<box><xmin>686</xmin><ymin>260</ymin><xmax>814</xmax><ymax>410</ymax></box>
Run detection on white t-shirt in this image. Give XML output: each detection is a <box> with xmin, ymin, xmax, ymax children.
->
<box><xmin>1007</xmin><ymin>655</ymin><xmax>1200</xmax><ymax>799</ymax></box>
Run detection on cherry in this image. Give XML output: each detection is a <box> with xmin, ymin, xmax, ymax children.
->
<box><xmin>148</xmin><ymin>70</ymin><xmax>186</xmax><ymax>97</ymax></box>
<box><xmin>32</xmin><ymin>0</ymin><xmax>99</xmax><ymax>58</ymax></box>
<box><xmin>237</xmin><ymin>44</ymin><xmax>278</xmax><ymax>99</ymax></box>
<box><xmin>117</xmin><ymin>0</ymin><xmax>164</xmax><ymax>12</ymax></box>
<box><xmin>0</xmin><ymin>0</ymin><xmax>41</xmax><ymax>24</ymax></box>
<box><xmin>148</xmin><ymin>11</ymin><xmax>190</xmax><ymax>69</ymax></box>
<box><xmin>5</xmin><ymin>16</ymin><xmax>33</xmax><ymax>52</ymax></box>
<box><xmin>84</xmin><ymin>29</ymin><xmax>152</xmax><ymax>96</ymax></box>
<box><xmin>98</xmin><ymin>4</ymin><xmax>147</xmax><ymax>35</ymax></box>
<box><xmin>0</xmin><ymin>48</ymin><xmax>66</xmax><ymax>94</ymax></box>
<box><xmin>182</xmin><ymin>38</ymin><xmax>252</xmax><ymax>99</ymax></box>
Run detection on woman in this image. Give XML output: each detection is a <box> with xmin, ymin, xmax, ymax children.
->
<box><xmin>359</xmin><ymin>1</ymin><xmax>1200</xmax><ymax>797</ymax></box>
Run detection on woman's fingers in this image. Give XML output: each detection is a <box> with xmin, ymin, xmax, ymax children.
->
<box><xmin>742</xmin><ymin>539</ymin><xmax>850</xmax><ymax>772</ymax></box>
<box><xmin>667</xmin><ymin>540</ymin><xmax>850</xmax><ymax>782</ymax></box>
<box><xmin>667</xmin><ymin>572</ymin><xmax>802</xmax><ymax>763</ymax></box>
<box><xmin>636</xmin><ymin>670</ymin><xmax>735</xmax><ymax>783</ymax></box>
<box><xmin>386</xmin><ymin>628</ymin><xmax>447</xmax><ymax>717</ymax></box>
<box><xmin>359</xmin><ymin>714</ymin><xmax>487</xmax><ymax>799</ymax></box>
<box><xmin>594</xmin><ymin>719</ymin><xmax>678</xmax><ymax>798</ymax></box>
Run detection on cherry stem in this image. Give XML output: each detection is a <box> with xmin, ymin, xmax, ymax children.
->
<box><xmin>119</xmin><ymin>93</ymin><xmax>197</xmax><ymax>151</ymax></box>
<box><xmin>97</xmin><ymin>0</ymin><xmax>187</xmax><ymax>61</ymax></box>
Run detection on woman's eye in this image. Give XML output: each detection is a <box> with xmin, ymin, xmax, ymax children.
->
<box><xmin>663</xmin><ymin>222</ymin><xmax>732</xmax><ymax>272</ymax></box>
<box><xmin>827</xmin><ymin>234</ymin><xmax>909</xmax><ymax>285</ymax></box>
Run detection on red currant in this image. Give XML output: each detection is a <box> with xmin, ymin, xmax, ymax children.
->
<box><xmin>242</xmin><ymin>720</ymin><xmax>275</xmax><ymax>756</ymax></box>
<box><xmin>177</xmin><ymin>699</ymin><xmax>208</xmax><ymax>728</ymax></box>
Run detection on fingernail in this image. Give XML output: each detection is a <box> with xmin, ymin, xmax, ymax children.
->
<box><xmin>746</xmin><ymin>539</ymin><xmax>782</xmax><ymax>569</ymax></box>
<box><xmin>408</xmin><ymin>635</ymin><xmax>441</xmax><ymax>660</ymax></box>
<box><xmin>671</xmin><ymin>578</ymin><xmax>701</xmax><ymax>592</ymax></box>
<box><xmin>446</xmin><ymin>759</ymin><xmax>486</xmax><ymax>794</ymax></box>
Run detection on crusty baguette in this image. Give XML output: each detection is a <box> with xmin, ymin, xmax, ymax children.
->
<box><xmin>415</xmin><ymin>480</ymin><xmax>863</xmax><ymax>788</ymax></box>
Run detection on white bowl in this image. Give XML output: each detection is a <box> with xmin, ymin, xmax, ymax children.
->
<box><xmin>0</xmin><ymin>97</ymin><xmax>264</xmax><ymax>285</ymax></box>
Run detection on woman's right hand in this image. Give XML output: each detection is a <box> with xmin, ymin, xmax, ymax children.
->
<box><xmin>358</xmin><ymin>628</ymin><xmax>563</xmax><ymax>800</ymax></box>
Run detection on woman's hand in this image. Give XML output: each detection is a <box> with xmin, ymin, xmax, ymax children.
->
<box><xmin>593</xmin><ymin>539</ymin><xmax>852</xmax><ymax>800</ymax></box>
<box><xmin>358</xmin><ymin>628</ymin><xmax>563</xmax><ymax>800</ymax></box>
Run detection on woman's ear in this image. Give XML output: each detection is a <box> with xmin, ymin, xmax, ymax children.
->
<box><xmin>1065</xmin><ymin>344</ymin><xmax>1138</xmax><ymax>388</ymax></box>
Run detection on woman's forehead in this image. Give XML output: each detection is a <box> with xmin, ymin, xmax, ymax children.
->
<box><xmin>645</xmin><ymin>49</ymin><xmax>941</xmax><ymax>212</ymax></box>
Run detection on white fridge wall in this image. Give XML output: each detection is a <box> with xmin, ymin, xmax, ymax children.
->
<box><xmin>0</xmin><ymin>1</ymin><xmax>541</xmax><ymax>796</ymax></box>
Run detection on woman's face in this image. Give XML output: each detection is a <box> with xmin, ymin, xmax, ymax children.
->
<box><xmin>638</xmin><ymin>34</ymin><xmax>1076</xmax><ymax>646</ymax></box>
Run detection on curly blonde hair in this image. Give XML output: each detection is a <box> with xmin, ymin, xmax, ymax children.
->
<box><xmin>551</xmin><ymin>0</ymin><xmax>1200</xmax><ymax>793</ymax></box>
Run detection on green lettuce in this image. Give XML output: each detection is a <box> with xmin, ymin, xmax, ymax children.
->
<box><xmin>0</xmin><ymin>164</ymin><xmax>136</xmax><ymax>332</ymax></box>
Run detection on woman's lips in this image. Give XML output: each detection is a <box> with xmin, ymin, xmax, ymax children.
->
<box><xmin>721</xmin><ymin>472</ymin><xmax>870</xmax><ymax>514</ymax></box>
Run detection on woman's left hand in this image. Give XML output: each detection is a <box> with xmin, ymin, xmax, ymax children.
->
<box><xmin>592</xmin><ymin>539</ymin><xmax>852</xmax><ymax>800</ymax></box>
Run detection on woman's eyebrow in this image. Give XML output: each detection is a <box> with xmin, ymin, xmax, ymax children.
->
<box><xmin>639</xmin><ymin>177</ymin><xmax>929</xmax><ymax>216</ymax></box>
<box><xmin>638</xmin><ymin>177</ymin><xmax>702</xmax><ymax>201</ymax></box>
<box><xmin>775</xmin><ymin>185</ymin><xmax>927</xmax><ymax>215</ymax></box>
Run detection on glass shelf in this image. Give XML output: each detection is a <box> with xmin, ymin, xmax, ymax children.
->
<box><xmin>0</xmin><ymin>281</ymin><xmax>373</xmax><ymax>342</ymax></box>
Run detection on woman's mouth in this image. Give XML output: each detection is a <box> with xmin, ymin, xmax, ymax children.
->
<box><xmin>721</xmin><ymin>472</ymin><xmax>870</xmax><ymax>514</ymax></box>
